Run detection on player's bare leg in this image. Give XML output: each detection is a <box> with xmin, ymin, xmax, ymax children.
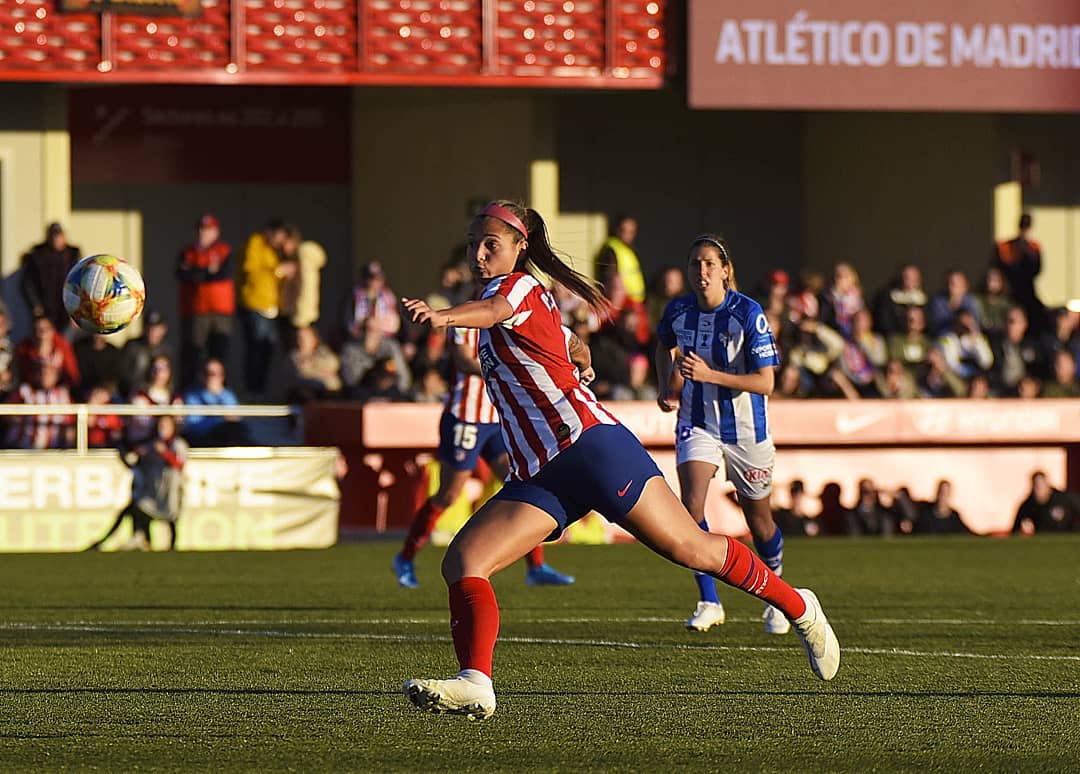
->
<box><xmin>677</xmin><ymin>461</ymin><xmax>726</xmax><ymax>630</ymax></box>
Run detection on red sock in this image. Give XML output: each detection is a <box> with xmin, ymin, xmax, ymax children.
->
<box><xmin>714</xmin><ymin>537</ymin><xmax>807</xmax><ymax>620</ymax></box>
<box><xmin>526</xmin><ymin>546</ymin><xmax>544</xmax><ymax>568</ymax></box>
<box><xmin>448</xmin><ymin>577</ymin><xmax>500</xmax><ymax>678</ymax></box>
<box><xmin>400</xmin><ymin>500</ymin><xmax>445</xmax><ymax>560</ymax></box>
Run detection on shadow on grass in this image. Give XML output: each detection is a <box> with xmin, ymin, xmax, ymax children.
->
<box><xmin>500</xmin><ymin>689</ymin><xmax>1080</xmax><ymax>699</ymax></box>
<box><xmin>0</xmin><ymin>605</ymin><xmax>352</xmax><ymax>612</ymax></box>
<box><xmin>0</xmin><ymin>687</ymin><xmax>1076</xmax><ymax>699</ymax></box>
<box><xmin>0</xmin><ymin>688</ymin><xmax>399</xmax><ymax>697</ymax></box>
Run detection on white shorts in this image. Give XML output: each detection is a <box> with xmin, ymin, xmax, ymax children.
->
<box><xmin>675</xmin><ymin>425</ymin><xmax>775</xmax><ymax>500</ymax></box>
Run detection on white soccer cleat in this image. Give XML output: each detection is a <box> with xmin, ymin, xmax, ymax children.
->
<box><xmin>402</xmin><ymin>670</ymin><xmax>496</xmax><ymax>721</ymax></box>
<box><xmin>685</xmin><ymin>601</ymin><xmax>726</xmax><ymax>632</ymax></box>
<box><xmin>792</xmin><ymin>588</ymin><xmax>840</xmax><ymax>680</ymax></box>
<box><xmin>763</xmin><ymin>604</ymin><xmax>792</xmax><ymax>635</ymax></box>
<box><xmin>117</xmin><ymin>533</ymin><xmax>150</xmax><ymax>552</ymax></box>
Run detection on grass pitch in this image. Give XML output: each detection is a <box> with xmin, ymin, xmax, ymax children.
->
<box><xmin>0</xmin><ymin>536</ymin><xmax>1077</xmax><ymax>772</ymax></box>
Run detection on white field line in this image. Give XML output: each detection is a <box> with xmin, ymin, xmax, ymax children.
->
<box><xmin>2</xmin><ymin>617</ymin><xmax>1078</xmax><ymax>626</ymax></box>
<box><xmin>2</xmin><ymin>623</ymin><xmax>1078</xmax><ymax>662</ymax></box>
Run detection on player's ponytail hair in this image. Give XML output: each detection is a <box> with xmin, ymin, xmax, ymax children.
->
<box><xmin>484</xmin><ymin>200</ymin><xmax>609</xmax><ymax>317</ymax></box>
<box><xmin>689</xmin><ymin>233</ymin><xmax>737</xmax><ymax>292</ymax></box>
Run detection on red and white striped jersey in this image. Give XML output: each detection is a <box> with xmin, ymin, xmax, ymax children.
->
<box><xmin>5</xmin><ymin>383</ymin><xmax>74</xmax><ymax>450</ymax></box>
<box><xmin>444</xmin><ymin>327</ymin><xmax>499</xmax><ymax>425</ymax></box>
<box><xmin>478</xmin><ymin>272</ymin><xmax>618</xmax><ymax>481</ymax></box>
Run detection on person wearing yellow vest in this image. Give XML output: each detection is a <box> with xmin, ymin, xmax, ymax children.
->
<box><xmin>239</xmin><ymin>217</ymin><xmax>291</xmax><ymax>399</ymax></box>
<box><xmin>594</xmin><ymin>213</ymin><xmax>646</xmax><ymax>303</ymax></box>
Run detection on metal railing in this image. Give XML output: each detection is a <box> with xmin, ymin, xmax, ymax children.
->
<box><xmin>0</xmin><ymin>403</ymin><xmax>300</xmax><ymax>455</ymax></box>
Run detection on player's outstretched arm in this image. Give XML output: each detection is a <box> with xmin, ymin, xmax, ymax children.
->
<box><xmin>402</xmin><ymin>296</ymin><xmax>513</xmax><ymax>330</ymax></box>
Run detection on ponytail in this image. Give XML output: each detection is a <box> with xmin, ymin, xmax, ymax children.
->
<box><xmin>486</xmin><ymin>200</ymin><xmax>609</xmax><ymax>317</ymax></box>
<box><xmin>689</xmin><ymin>233</ymin><xmax>737</xmax><ymax>292</ymax></box>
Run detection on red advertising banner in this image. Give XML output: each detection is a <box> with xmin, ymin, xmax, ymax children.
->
<box><xmin>306</xmin><ymin>401</ymin><xmax>1078</xmax><ymax>536</ymax></box>
<box><xmin>69</xmin><ymin>86</ymin><xmax>350</xmax><ymax>184</ymax></box>
<box><xmin>359</xmin><ymin>399</ymin><xmax>1080</xmax><ymax>448</ymax></box>
<box><xmin>688</xmin><ymin>0</ymin><xmax>1080</xmax><ymax>111</ymax></box>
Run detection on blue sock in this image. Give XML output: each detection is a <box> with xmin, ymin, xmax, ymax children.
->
<box><xmin>694</xmin><ymin>519</ymin><xmax>720</xmax><ymax>603</ymax></box>
<box><xmin>753</xmin><ymin>526</ymin><xmax>784</xmax><ymax>576</ymax></box>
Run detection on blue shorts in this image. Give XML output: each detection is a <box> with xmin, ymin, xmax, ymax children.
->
<box><xmin>437</xmin><ymin>411</ymin><xmax>507</xmax><ymax>472</ymax></box>
<box><xmin>492</xmin><ymin>423</ymin><xmax>662</xmax><ymax>539</ymax></box>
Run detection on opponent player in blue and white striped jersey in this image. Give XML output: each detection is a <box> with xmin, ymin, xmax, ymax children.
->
<box><xmin>655</xmin><ymin>234</ymin><xmax>790</xmax><ymax>635</ymax></box>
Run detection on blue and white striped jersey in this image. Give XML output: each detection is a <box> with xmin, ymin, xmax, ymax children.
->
<box><xmin>657</xmin><ymin>291</ymin><xmax>780</xmax><ymax>445</ymax></box>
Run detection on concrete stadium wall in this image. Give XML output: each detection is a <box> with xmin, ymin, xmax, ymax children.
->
<box><xmin>351</xmin><ymin>88</ymin><xmax>543</xmax><ymax>297</ymax></box>
<box><xmin>0</xmin><ymin>84</ymin><xmax>71</xmax><ymax>338</ymax></box>
<box><xmin>802</xmin><ymin>112</ymin><xmax>999</xmax><ymax>296</ymax></box>
<box><xmin>555</xmin><ymin>89</ymin><xmax>806</xmax><ymax>292</ymax></box>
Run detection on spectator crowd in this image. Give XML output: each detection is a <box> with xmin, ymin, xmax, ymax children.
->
<box><xmin>1</xmin><ymin>212</ymin><xmax>1078</xmax><ymax>451</ymax></box>
<box><xmin>772</xmin><ymin>470</ymin><xmax>1079</xmax><ymax>537</ymax></box>
<box><xmin>0</xmin><ymin>211</ymin><xmax>1075</xmax><ymax>537</ymax></box>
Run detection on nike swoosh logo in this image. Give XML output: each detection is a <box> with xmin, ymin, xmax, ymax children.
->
<box><xmin>617</xmin><ymin>480</ymin><xmax>633</xmax><ymax>497</ymax></box>
<box><xmin>835</xmin><ymin>413</ymin><xmax>884</xmax><ymax>435</ymax></box>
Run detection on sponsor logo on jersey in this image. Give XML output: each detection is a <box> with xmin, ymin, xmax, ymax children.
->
<box><xmin>478</xmin><ymin>343</ymin><xmax>498</xmax><ymax>377</ymax></box>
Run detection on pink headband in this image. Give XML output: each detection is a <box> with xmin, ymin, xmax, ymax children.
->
<box><xmin>480</xmin><ymin>203</ymin><xmax>529</xmax><ymax>237</ymax></box>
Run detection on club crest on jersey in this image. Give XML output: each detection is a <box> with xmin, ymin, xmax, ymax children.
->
<box><xmin>697</xmin><ymin>332</ymin><xmax>712</xmax><ymax>349</ymax></box>
<box><xmin>478</xmin><ymin>343</ymin><xmax>498</xmax><ymax>377</ymax></box>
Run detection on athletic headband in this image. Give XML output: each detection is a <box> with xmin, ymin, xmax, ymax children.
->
<box><xmin>480</xmin><ymin>203</ymin><xmax>529</xmax><ymax>238</ymax></box>
<box><xmin>692</xmin><ymin>235</ymin><xmax>730</xmax><ymax>261</ymax></box>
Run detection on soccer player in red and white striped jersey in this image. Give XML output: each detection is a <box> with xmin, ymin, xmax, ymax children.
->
<box><xmin>444</xmin><ymin>327</ymin><xmax>498</xmax><ymax>424</ymax></box>
<box><xmin>477</xmin><ymin>271</ymin><xmax>619</xmax><ymax>481</ymax></box>
<box><xmin>5</xmin><ymin>364</ymin><xmax>74</xmax><ymax>449</ymax></box>
<box><xmin>400</xmin><ymin>201</ymin><xmax>840</xmax><ymax>720</ymax></box>
<box><xmin>393</xmin><ymin>321</ymin><xmax>575</xmax><ymax>588</ymax></box>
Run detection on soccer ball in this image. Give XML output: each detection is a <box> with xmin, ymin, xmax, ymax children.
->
<box><xmin>63</xmin><ymin>254</ymin><xmax>147</xmax><ymax>334</ymax></box>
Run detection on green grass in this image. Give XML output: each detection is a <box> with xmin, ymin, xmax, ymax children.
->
<box><xmin>0</xmin><ymin>537</ymin><xmax>1078</xmax><ymax>772</ymax></box>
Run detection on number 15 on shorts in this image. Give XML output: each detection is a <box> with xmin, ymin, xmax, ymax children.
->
<box><xmin>453</xmin><ymin>422</ymin><xmax>478</xmax><ymax>450</ymax></box>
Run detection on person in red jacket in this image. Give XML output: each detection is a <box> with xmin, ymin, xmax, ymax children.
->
<box><xmin>177</xmin><ymin>213</ymin><xmax>235</xmax><ymax>389</ymax></box>
<box><xmin>15</xmin><ymin>315</ymin><xmax>80</xmax><ymax>390</ymax></box>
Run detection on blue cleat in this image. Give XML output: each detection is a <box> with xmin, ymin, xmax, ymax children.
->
<box><xmin>393</xmin><ymin>553</ymin><xmax>419</xmax><ymax>588</ymax></box>
<box><xmin>525</xmin><ymin>563</ymin><xmax>575</xmax><ymax>586</ymax></box>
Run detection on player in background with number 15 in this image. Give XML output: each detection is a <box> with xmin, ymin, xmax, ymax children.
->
<box><xmin>392</xmin><ymin>321</ymin><xmax>575</xmax><ymax>588</ymax></box>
